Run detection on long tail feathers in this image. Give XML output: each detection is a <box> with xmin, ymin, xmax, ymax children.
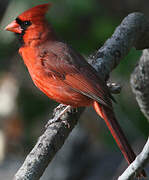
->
<box><xmin>93</xmin><ymin>101</ymin><xmax>146</xmax><ymax>177</ymax></box>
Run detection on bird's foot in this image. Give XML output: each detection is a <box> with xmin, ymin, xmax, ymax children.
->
<box><xmin>45</xmin><ymin>104</ymin><xmax>72</xmax><ymax>128</ymax></box>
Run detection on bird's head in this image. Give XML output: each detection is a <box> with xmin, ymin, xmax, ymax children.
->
<box><xmin>5</xmin><ymin>3</ymin><xmax>52</xmax><ymax>45</ymax></box>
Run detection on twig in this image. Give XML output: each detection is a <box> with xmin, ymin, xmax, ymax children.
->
<box><xmin>118</xmin><ymin>137</ymin><xmax>149</xmax><ymax>180</ymax></box>
<box><xmin>14</xmin><ymin>12</ymin><xmax>149</xmax><ymax>180</ymax></box>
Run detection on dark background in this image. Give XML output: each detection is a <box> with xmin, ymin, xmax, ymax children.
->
<box><xmin>0</xmin><ymin>0</ymin><xmax>148</xmax><ymax>179</ymax></box>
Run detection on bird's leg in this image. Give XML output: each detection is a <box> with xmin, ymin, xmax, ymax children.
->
<box><xmin>45</xmin><ymin>104</ymin><xmax>73</xmax><ymax>128</ymax></box>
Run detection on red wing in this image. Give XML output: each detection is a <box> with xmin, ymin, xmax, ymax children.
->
<box><xmin>40</xmin><ymin>42</ymin><xmax>112</xmax><ymax>108</ymax></box>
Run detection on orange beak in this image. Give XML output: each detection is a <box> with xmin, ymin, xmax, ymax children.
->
<box><xmin>5</xmin><ymin>20</ymin><xmax>22</xmax><ymax>33</ymax></box>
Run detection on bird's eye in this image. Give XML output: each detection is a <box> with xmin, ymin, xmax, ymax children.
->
<box><xmin>23</xmin><ymin>21</ymin><xmax>31</xmax><ymax>27</ymax></box>
<box><xmin>16</xmin><ymin>18</ymin><xmax>32</xmax><ymax>30</ymax></box>
<box><xmin>20</xmin><ymin>20</ymin><xmax>32</xmax><ymax>30</ymax></box>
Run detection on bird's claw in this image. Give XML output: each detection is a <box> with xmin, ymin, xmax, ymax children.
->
<box><xmin>45</xmin><ymin>105</ymin><xmax>73</xmax><ymax>128</ymax></box>
<box><xmin>45</xmin><ymin>118</ymin><xmax>70</xmax><ymax>128</ymax></box>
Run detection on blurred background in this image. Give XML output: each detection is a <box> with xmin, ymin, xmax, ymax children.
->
<box><xmin>0</xmin><ymin>0</ymin><xmax>149</xmax><ymax>179</ymax></box>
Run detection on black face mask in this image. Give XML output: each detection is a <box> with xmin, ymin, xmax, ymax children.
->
<box><xmin>15</xmin><ymin>17</ymin><xmax>32</xmax><ymax>45</ymax></box>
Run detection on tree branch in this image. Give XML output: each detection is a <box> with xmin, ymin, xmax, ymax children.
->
<box><xmin>131</xmin><ymin>49</ymin><xmax>149</xmax><ymax>122</ymax></box>
<box><xmin>119</xmin><ymin>42</ymin><xmax>149</xmax><ymax>180</ymax></box>
<box><xmin>14</xmin><ymin>12</ymin><xmax>149</xmax><ymax>180</ymax></box>
<box><xmin>88</xmin><ymin>12</ymin><xmax>149</xmax><ymax>80</ymax></box>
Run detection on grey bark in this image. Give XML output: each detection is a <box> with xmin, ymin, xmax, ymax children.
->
<box><xmin>14</xmin><ymin>12</ymin><xmax>149</xmax><ymax>180</ymax></box>
<box><xmin>131</xmin><ymin>49</ymin><xmax>149</xmax><ymax>121</ymax></box>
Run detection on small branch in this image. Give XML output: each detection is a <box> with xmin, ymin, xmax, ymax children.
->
<box><xmin>131</xmin><ymin>49</ymin><xmax>149</xmax><ymax>121</ymax></box>
<box><xmin>118</xmin><ymin>137</ymin><xmax>149</xmax><ymax>180</ymax></box>
<box><xmin>14</xmin><ymin>13</ymin><xmax>149</xmax><ymax>180</ymax></box>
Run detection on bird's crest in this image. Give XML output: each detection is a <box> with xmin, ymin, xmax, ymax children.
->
<box><xmin>18</xmin><ymin>3</ymin><xmax>51</xmax><ymax>21</ymax></box>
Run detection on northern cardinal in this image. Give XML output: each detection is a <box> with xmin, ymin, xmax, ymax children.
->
<box><xmin>5</xmin><ymin>4</ymin><xmax>145</xmax><ymax>177</ymax></box>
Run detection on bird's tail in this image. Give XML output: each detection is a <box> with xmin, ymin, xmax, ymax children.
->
<box><xmin>93</xmin><ymin>101</ymin><xmax>146</xmax><ymax>177</ymax></box>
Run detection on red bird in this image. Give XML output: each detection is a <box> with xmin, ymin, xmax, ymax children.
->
<box><xmin>5</xmin><ymin>4</ymin><xmax>145</xmax><ymax>176</ymax></box>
